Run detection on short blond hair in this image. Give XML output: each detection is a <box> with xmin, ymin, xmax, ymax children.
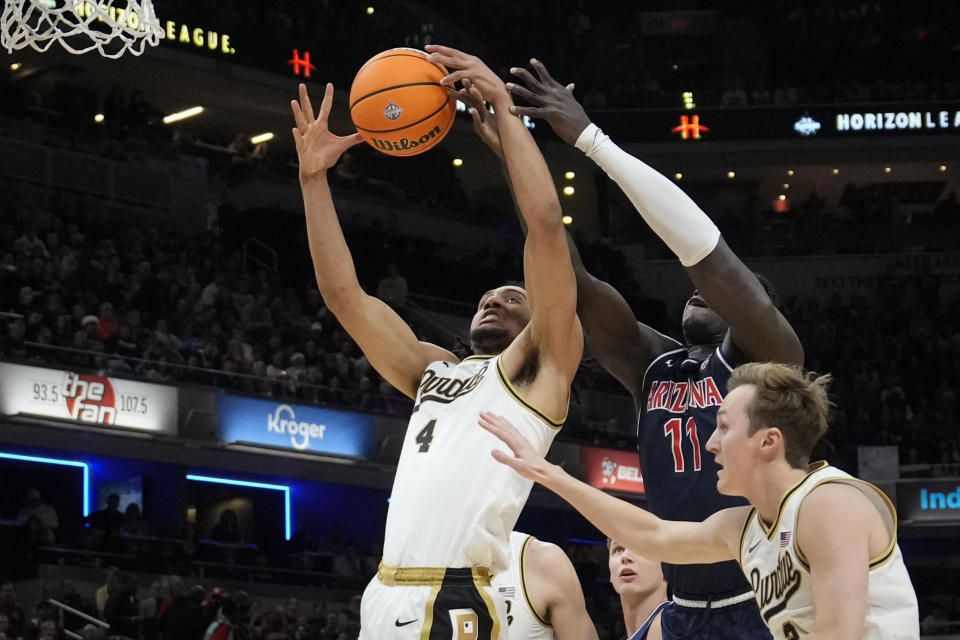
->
<box><xmin>728</xmin><ymin>362</ymin><xmax>831</xmax><ymax>469</ymax></box>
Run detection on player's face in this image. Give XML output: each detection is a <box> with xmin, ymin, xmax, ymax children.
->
<box><xmin>608</xmin><ymin>540</ymin><xmax>664</xmax><ymax>597</ymax></box>
<box><xmin>469</xmin><ymin>286</ymin><xmax>530</xmax><ymax>354</ymax></box>
<box><xmin>681</xmin><ymin>290</ymin><xmax>728</xmax><ymax>346</ymax></box>
<box><xmin>707</xmin><ymin>384</ymin><xmax>761</xmax><ymax>496</ymax></box>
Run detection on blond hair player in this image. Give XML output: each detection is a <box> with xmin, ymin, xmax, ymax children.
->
<box><xmin>480</xmin><ymin>363</ymin><xmax>920</xmax><ymax>640</ymax></box>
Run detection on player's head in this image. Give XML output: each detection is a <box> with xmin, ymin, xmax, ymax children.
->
<box><xmin>608</xmin><ymin>538</ymin><xmax>665</xmax><ymax>600</ymax></box>
<box><xmin>469</xmin><ymin>282</ymin><xmax>529</xmax><ymax>355</ymax></box>
<box><xmin>680</xmin><ymin>273</ymin><xmax>779</xmax><ymax>346</ymax></box>
<box><xmin>707</xmin><ymin>363</ymin><xmax>831</xmax><ymax>495</ymax></box>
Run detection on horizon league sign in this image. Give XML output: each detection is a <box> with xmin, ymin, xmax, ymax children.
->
<box><xmin>898</xmin><ymin>480</ymin><xmax>960</xmax><ymax>523</ymax></box>
<box><xmin>0</xmin><ymin>362</ymin><xmax>177</xmax><ymax>433</ymax></box>
<box><xmin>216</xmin><ymin>395</ymin><xmax>375</xmax><ymax>458</ymax></box>
<box><xmin>834</xmin><ymin>107</ymin><xmax>960</xmax><ymax>134</ymax></box>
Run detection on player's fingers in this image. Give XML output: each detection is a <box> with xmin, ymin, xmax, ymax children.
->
<box><xmin>509</xmin><ymin>105</ymin><xmax>546</xmax><ymax>118</ymax></box>
<box><xmin>508</xmin><ymin>67</ymin><xmax>541</xmax><ymax>90</ymax></box>
<box><xmin>424</xmin><ymin>43</ymin><xmax>459</xmax><ymax>56</ymax></box>
<box><xmin>291</xmin><ymin>100</ymin><xmax>307</xmax><ymax>131</ymax></box>
<box><xmin>530</xmin><ymin>58</ymin><xmax>556</xmax><ymax>84</ymax></box>
<box><xmin>566</xmin><ymin>83</ymin><xmax>575</xmax><ymax>92</ymax></box>
<box><xmin>291</xmin><ymin>127</ymin><xmax>303</xmax><ymax>147</ymax></box>
<box><xmin>440</xmin><ymin>70</ymin><xmax>471</xmax><ymax>86</ymax></box>
<box><xmin>299</xmin><ymin>83</ymin><xmax>316</xmax><ymax>123</ymax></box>
<box><xmin>505</xmin><ymin>83</ymin><xmax>542</xmax><ymax>105</ymax></box>
<box><xmin>317</xmin><ymin>83</ymin><xmax>334</xmax><ymax>123</ymax></box>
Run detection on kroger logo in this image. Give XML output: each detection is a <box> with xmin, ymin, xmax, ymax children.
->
<box><xmin>267</xmin><ymin>404</ymin><xmax>327</xmax><ymax>450</ymax></box>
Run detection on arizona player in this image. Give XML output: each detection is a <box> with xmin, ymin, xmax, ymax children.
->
<box><xmin>490</xmin><ymin>531</ymin><xmax>598</xmax><ymax>640</ymax></box>
<box><xmin>291</xmin><ymin>44</ymin><xmax>582</xmax><ymax>640</ymax></box>
<box><xmin>503</xmin><ymin>59</ymin><xmax>804</xmax><ymax>639</ymax></box>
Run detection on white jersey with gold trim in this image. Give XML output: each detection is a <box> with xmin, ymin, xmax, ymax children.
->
<box><xmin>739</xmin><ymin>463</ymin><xmax>919</xmax><ymax>640</ymax></box>
<box><xmin>491</xmin><ymin>532</ymin><xmax>554</xmax><ymax>640</ymax></box>
<box><xmin>381</xmin><ymin>355</ymin><xmax>564</xmax><ymax>575</ymax></box>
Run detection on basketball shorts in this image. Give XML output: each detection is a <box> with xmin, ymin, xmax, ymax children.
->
<box><xmin>359</xmin><ymin>564</ymin><xmax>507</xmax><ymax>640</ymax></box>
<box><xmin>660</xmin><ymin>596</ymin><xmax>773</xmax><ymax>640</ymax></box>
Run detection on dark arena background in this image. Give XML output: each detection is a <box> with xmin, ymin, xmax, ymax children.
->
<box><xmin>1</xmin><ymin>1</ymin><xmax>959</xmax><ymax>638</ymax></box>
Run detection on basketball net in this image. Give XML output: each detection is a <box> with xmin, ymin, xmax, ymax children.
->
<box><xmin>2</xmin><ymin>0</ymin><xmax>161</xmax><ymax>58</ymax></box>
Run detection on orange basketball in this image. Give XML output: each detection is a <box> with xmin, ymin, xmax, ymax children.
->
<box><xmin>349</xmin><ymin>48</ymin><xmax>456</xmax><ymax>157</ymax></box>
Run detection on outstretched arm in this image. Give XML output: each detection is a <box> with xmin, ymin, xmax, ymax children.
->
<box><xmin>510</xmin><ymin>61</ymin><xmax>803</xmax><ymax>366</ymax></box>
<box><xmin>292</xmin><ymin>83</ymin><xmax>456</xmax><ymax>398</ymax></box>
<box><xmin>479</xmin><ymin>412</ymin><xmax>745</xmax><ymax>564</ymax></box>
<box><xmin>455</xmin><ymin>75</ymin><xmax>673</xmax><ymax>397</ymax></box>
<box><xmin>427</xmin><ymin>45</ymin><xmax>582</xmax><ymax>385</ymax></box>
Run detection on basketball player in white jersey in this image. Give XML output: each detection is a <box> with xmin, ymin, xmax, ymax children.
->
<box><xmin>608</xmin><ymin>539</ymin><xmax>668</xmax><ymax>640</ymax></box>
<box><xmin>491</xmin><ymin>531</ymin><xmax>598</xmax><ymax>640</ymax></box>
<box><xmin>290</xmin><ymin>42</ymin><xmax>582</xmax><ymax>640</ymax></box>
<box><xmin>479</xmin><ymin>362</ymin><xmax>920</xmax><ymax>640</ymax></box>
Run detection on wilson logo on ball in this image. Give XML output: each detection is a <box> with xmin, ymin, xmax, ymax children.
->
<box><xmin>383</xmin><ymin>102</ymin><xmax>403</xmax><ymax>121</ymax></box>
<box><xmin>371</xmin><ymin>125</ymin><xmax>442</xmax><ymax>152</ymax></box>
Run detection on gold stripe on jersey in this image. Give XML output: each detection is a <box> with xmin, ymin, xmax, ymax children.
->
<box><xmin>378</xmin><ymin>562</ymin><xmax>493</xmax><ymax>586</ymax></box>
<box><xmin>758</xmin><ymin>461</ymin><xmax>829</xmax><ymax>540</ymax></box>
<box><xmin>519</xmin><ymin>535</ymin><xmax>550</xmax><ymax>627</ymax></box>
<box><xmin>463</xmin><ymin>354</ymin><xmax>496</xmax><ymax>362</ymax></box>
<box><xmin>792</xmin><ymin>477</ymin><xmax>899</xmax><ymax>571</ymax></box>
<box><xmin>495</xmin><ymin>356</ymin><xmax>566</xmax><ymax>428</ymax></box>
<box><xmin>478</xmin><ymin>581</ymin><xmax>503</xmax><ymax>640</ymax></box>
<box><xmin>419</xmin><ymin>585</ymin><xmax>441</xmax><ymax>640</ymax></box>
<box><xmin>739</xmin><ymin>507</ymin><xmax>756</xmax><ymax>566</ymax></box>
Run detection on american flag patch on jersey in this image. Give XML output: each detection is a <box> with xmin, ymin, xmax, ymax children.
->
<box><xmin>498</xmin><ymin>586</ymin><xmax>515</xmax><ymax>598</ymax></box>
<box><xmin>780</xmin><ymin>531</ymin><xmax>792</xmax><ymax>547</ymax></box>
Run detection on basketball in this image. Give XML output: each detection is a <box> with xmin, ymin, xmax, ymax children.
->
<box><xmin>349</xmin><ymin>48</ymin><xmax>456</xmax><ymax>157</ymax></box>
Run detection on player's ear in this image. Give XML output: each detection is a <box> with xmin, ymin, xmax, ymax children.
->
<box><xmin>758</xmin><ymin>426</ymin><xmax>783</xmax><ymax>462</ymax></box>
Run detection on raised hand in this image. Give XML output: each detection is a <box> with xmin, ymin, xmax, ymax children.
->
<box><xmin>448</xmin><ymin>78</ymin><xmax>503</xmax><ymax>160</ymax></box>
<box><xmin>291</xmin><ymin>83</ymin><xmax>364</xmax><ymax>177</ymax></box>
<box><xmin>425</xmin><ymin>44</ymin><xmax>511</xmax><ymax>107</ymax></box>
<box><xmin>478</xmin><ymin>411</ymin><xmax>551</xmax><ymax>483</ymax></box>
<box><xmin>506</xmin><ymin>59</ymin><xmax>588</xmax><ymax>146</ymax></box>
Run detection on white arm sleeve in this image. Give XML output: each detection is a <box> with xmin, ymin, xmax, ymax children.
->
<box><xmin>575</xmin><ymin>123</ymin><xmax>720</xmax><ymax>267</ymax></box>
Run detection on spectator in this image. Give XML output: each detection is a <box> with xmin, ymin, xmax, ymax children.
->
<box><xmin>95</xmin><ymin>567</ymin><xmax>119</xmax><ymax>618</ymax></box>
<box><xmin>121</xmin><ymin>503</ymin><xmax>150</xmax><ymax>536</ymax></box>
<box><xmin>202</xmin><ymin>597</ymin><xmax>238</xmax><ymax>640</ymax></box>
<box><xmin>211</xmin><ymin>510</ymin><xmax>242</xmax><ymax>545</ymax></box>
<box><xmin>17</xmin><ymin>489</ymin><xmax>58</xmax><ymax>538</ymax></box>
<box><xmin>0</xmin><ymin>582</ymin><xmax>25</xmax><ymax>639</ymax></box>
<box><xmin>0</xmin><ymin>612</ymin><xmax>9</xmax><ymax>640</ymax></box>
<box><xmin>103</xmin><ymin>573</ymin><xmax>140</xmax><ymax>639</ymax></box>
<box><xmin>86</xmin><ymin>494</ymin><xmax>123</xmax><ymax>534</ymax></box>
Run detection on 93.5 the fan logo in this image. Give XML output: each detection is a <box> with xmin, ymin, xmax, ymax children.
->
<box><xmin>60</xmin><ymin>372</ymin><xmax>148</xmax><ymax>424</ymax></box>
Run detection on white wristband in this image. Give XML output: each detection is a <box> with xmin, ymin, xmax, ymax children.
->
<box><xmin>575</xmin><ymin>124</ymin><xmax>720</xmax><ymax>267</ymax></box>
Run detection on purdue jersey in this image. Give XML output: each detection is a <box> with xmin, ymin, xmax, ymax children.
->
<box><xmin>491</xmin><ymin>532</ymin><xmax>553</xmax><ymax>640</ymax></box>
<box><xmin>382</xmin><ymin>355</ymin><xmax>564</xmax><ymax>575</ymax></box>
<box><xmin>739</xmin><ymin>463</ymin><xmax>919</xmax><ymax>640</ymax></box>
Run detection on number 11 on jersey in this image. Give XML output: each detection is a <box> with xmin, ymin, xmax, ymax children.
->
<box><xmin>664</xmin><ymin>417</ymin><xmax>702</xmax><ymax>472</ymax></box>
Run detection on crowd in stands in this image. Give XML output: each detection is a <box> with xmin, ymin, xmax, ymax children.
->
<box><xmin>0</xmin><ymin>572</ymin><xmax>366</xmax><ymax>640</ymax></box>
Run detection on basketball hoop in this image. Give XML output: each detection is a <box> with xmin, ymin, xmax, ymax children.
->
<box><xmin>2</xmin><ymin>0</ymin><xmax>162</xmax><ymax>58</ymax></box>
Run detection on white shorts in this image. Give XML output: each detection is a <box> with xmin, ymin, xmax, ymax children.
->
<box><xmin>359</xmin><ymin>566</ymin><xmax>507</xmax><ymax>640</ymax></box>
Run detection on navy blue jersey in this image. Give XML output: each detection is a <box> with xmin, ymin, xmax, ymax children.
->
<box><xmin>638</xmin><ymin>345</ymin><xmax>751</xmax><ymax>599</ymax></box>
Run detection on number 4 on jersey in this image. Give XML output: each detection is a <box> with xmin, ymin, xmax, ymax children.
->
<box><xmin>416</xmin><ymin>419</ymin><xmax>436</xmax><ymax>452</ymax></box>
<box><xmin>664</xmin><ymin>417</ymin><xmax>702</xmax><ymax>472</ymax></box>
